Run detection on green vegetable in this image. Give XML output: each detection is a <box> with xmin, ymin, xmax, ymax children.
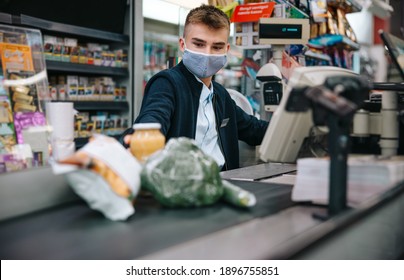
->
<box><xmin>141</xmin><ymin>137</ymin><xmax>223</xmax><ymax>207</ymax></box>
<box><xmin>221</xmin><ymin>180</ymin><xmax>256</xmax><ymax>208</ymax></box>
<box><xmin>141</xmin><ymin>137</ymin><xmax>257</xmax><ymax>209</ymax></box>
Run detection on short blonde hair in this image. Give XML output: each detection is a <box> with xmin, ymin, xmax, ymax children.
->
<box><xmin>184</xmin><ymin>5</ymin><xmax>230</xmax><ymax>37</ymax></box>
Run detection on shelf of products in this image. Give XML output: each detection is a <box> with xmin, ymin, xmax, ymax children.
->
<box><xmin>56</xmin><ymin>100</ymin><xmax>129</xmax><ymax>111</ymax></box>
<box><xmin>0</xmin><ymin>24</ymin><xmax>51</xmax><ymax>172</ymax></box>
<box><xmin>74</xmin><ymin>109</ymin><xmax>128</xmax><ymax>149</ymax></box>
<box><xmin>304</xmin><ymin>0</ymin><xmax>361</xmax><ymax>69</ymax></box>
<box><xmin>143</xmin><ymin>32</ymin><xmax>178</xmax><ymax>85</ymax></box>
<box><xmin>1</xmin><ymin>9</ymin><xmax>133</xmax><ymax>155</ymax></box>
<box><xmin>304</xmin><ymin>49</ymin><xmax>332</xmax><ymax>62</ymax></box>
<box><xmin>46</xmin><ymin>60</ymin><xmax>129</xmax><ymax>77</ymax></box>
<box><xmin>308</xmin><ymin>34</ymin><xmax>360</xmax><ymax>51</ymax></box>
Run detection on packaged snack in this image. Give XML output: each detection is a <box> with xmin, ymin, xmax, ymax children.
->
<box><xmin>67</xmin><ymin>75</ymin><xmax>78</xmax><ymax>100</ymax></box>
<box><xmin>53</xmin><ymin>37</ymin><xmax>64</xmax><ymax>61</ymax></box>
<box><xmin>0</xmin><ymin>97</ymin><xmax>13</xmax><ymax>123</ymax></box>
<box><xmin>77</xmin><ymin>76</ymin><xmax>87</xmax><ymax>101</ymax></box>
<box><xmin>12</xmin><ymin>91</ymin><xmax>34</xmax><ymax>104</ymax></box>
<box><xmin>13</xmin><ymin>111</ymin><xmax>46</xmax><ymax>144</ymax></box>
<box><xmin>122</xmin><ymin>50</ymin><xmax>128</xmax><ymax>68</ymax></box>
<box><xmin>115</xmin><ymin>49</ymin><xmax>123</xmax><ymax>67</ymax></box>
<box><xmin>1</xmin><ymin>153</ymin><xmax>26</xmax><ymax>172</ymax></box>
<box><xmin>70</xmin><ymin>46</ymin><xmax>79</xmax><ymax>63</ymax></box>
<box><xmin>78</xmin><ymin>46</ymin><xmax>88</xmax><ymax>64</ymax></box>
<box><xmin>0</xmin><ymin>124</ymin><xmax>16</xmax><ymax>153</ymax></box>
<box><xmin>13</xmin><ymin>102</ymin><xmax>36</xmax><ymax>112</ymax></box>
<box><xmin>62</xmin><ymin>38</ymin><xmax>77</xmax><ymax>63</ymax></box>
<box><xmin>120</xmin><ymin>86</ymin><xmax>127</xmax><ymax>101</ymax></box>
<box><xmin>43</xmin><ymin>35</ymin><xmax>56</xmax><ymax>61</ymax></box>
<box><xmin>58</xmin><ymin>84</ymin><xmax>67</xmax><ymax>101</ymax></box>
<box><xmin>0</xmin><ymin>96</ymin><xmax>16</xmax><ymax>153</ymax></box>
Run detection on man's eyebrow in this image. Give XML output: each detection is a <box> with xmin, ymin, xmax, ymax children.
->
<box><xmin>190</xmin><ymin>38</ymin><xmax>226</xmax><ymax>46</ymax></box>
<box><xmin>191</xmin><ymin>38</ymin><xmax>206</xmax><ymax>43</ymax></box>
<box><xmin>212</xmin><ymin>42</ymin><xmax>226</xmax><ymax>46</ymax></box>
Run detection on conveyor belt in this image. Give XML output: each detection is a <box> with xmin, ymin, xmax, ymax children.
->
<box><xmin>0</xmin><ymin>181</ymin><xmax>294</xmax><ymax>259</ymax></box>
<box><xmin>221</xmin><ymin>163</ymin><xmax>297</xmax><ymax>181</ymax></box>
<box><xmin>226</xmin><ymin>180</ymin><xmax>295</xmax><ymax>217</ymax></box>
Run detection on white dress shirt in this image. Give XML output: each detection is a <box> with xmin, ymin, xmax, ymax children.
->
<box><xmin>194</xmin><ymin>78</ymin><xmax>225</xmax><ymax>168</ymax></box>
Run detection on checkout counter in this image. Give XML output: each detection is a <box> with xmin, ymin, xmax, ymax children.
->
<box><xmin>1</xmin><ymin>155</ymin><xmax>404</xmax><ymax>260</ymax></box>
<box><xmin>1</xmin><ymin>65</ymin><xmax>404</xmax><ymax>259</ymax></box>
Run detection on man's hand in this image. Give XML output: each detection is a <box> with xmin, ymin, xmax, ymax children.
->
<box><xmin>124</xmin><ymin>135</ymin><xmax>132</xmax><ymax>147</ymax></box>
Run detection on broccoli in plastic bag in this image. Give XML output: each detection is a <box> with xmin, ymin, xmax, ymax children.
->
<box><xmin>141</xmin><ymin>137</ymin><xmax>256</xmax><ymax>208</ymax></box>
<box><xmin>141</xmin><ymin>137</ymin><xmax>223</xmax><ymax>207</ymax></box>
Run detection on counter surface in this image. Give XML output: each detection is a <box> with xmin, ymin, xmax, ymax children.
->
<box><xmin>0</xmin><ymin>180</ymin><xmax>295</xmax><ymax>259</ymax></box>
<box><xmin>1</xmin><ymin>163</ymin><xmax>403</xmax><ymax>259</ymax></box>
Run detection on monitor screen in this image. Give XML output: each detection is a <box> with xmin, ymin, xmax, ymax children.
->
<box><xmin>379</xmin><ymin>30</ymin><xmax>404</xmax><ymax>81</ymax></box>
<box><xmin>259</xmin><ymin>66</ymin><xmax>358</xmax><ymax>163</ymax></box>
<box><xmin>258</xmin><ymin>18</ymin><xmax>310</xmax><ymax>45</ymax></box>
<box><xmin>260</xmin><ymin>23</ymin><xmax>303</xmax><ymax>39</ymax></box>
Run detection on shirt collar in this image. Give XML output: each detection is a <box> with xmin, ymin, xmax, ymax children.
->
<box><xmin>194</xmin><ymin>74</ymin><xmax>214</xmax><ymax>102</ymax></box>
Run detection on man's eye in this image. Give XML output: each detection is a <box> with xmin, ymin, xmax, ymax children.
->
<box><xmin>213</xmin><ymin>46</ymin><xmax>223</xmax><ymax>51</ymax></box>
<box><xmin>193</xmin><ymin>42</ymin><xmax>204</xmax><ymax>47</ymax></box>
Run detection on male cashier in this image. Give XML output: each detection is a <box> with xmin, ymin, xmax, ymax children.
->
<box><xmin>123</xmin><ymin>5</ymin><xmax>269</xmax><ymax>171</ymax></box>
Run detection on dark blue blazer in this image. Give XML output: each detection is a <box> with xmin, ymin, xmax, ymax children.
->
<box><xmin>122</xmin><ymin>61</ymin><xmax>268</xmax><ymax>170</ymax></box>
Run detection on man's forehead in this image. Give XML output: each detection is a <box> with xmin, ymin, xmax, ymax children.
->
<box><xmin>185</xmin><ymin>22</ymin><xmax>229</xmax><ymax>38</ymax></box>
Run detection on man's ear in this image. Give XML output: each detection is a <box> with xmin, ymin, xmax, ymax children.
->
<box><xmin>179</xmin><ymin>37</ymin><xmax>185</xmax><ymax>52</ymax></box>
<box><xmin>226</xmin><ymin>42</ymin><xmax>230</xmax><ymax>52</ymax></box>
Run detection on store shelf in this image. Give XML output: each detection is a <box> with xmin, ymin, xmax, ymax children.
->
<box><xmin>14</xmin><ymin>14</ymin><xmax>129</xmax><ymax>43</ymax></box>
<box><xmin>52</xmin><ymin>100</ymin><xmax>129</xmax><ymax>111</ymax></box>
<box><xmin>72</xmin><ymin>101</ymin><xmax>129</xmax><ymax>111</ymax></box>
<box><xmin>308</xmin><ymin>34</ymin><xmax>360</xmax><ymax>51</ymax></box>
<box><xmin>45</xmin><ymin>60</ymin><xmax>128</xmax><ymax>77</ymax></box>
<box><xmin>0</xmin><ymin>12</ymin><xmax>12</xmax><ymax>24</ymax></box>
<box><xmin>304</xmin><ymin>50</ymin><xmax>332</xmax><ymax>62</ymax></box>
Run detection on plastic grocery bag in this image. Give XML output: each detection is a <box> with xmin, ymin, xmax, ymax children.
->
<box><xmin>53</xmin><ymin>134</ymin><xmax>142</xmax><ymax>221</ymax></box>
<box><xmin>141</xmin><ymin>137</ymin><xmax>223</xmax><ymax>207</ymax></box>
<box><xmin>141</xmin><ymin>137</ymin><xmax>256</xmax><ymax>208</ymax></box>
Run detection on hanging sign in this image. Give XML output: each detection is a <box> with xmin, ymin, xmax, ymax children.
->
<box><xmin>231</xmin><ymin>2</ymin><xmax>275</xmax><ymax>23</ymax></box>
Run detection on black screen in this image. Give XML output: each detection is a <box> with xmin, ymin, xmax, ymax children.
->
<box><xmin>259</xmin><ymin>23</ymin><xmax>302</xmax><ymax>39</ymax></box>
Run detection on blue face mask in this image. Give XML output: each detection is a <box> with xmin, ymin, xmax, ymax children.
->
<box><xmin>182</xmin><ymin>46</ymin><xmax>227</xmax><ymax>78</ymax></box>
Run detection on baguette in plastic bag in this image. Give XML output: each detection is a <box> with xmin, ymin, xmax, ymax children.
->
<box><xmin>56</xmin><ymin>134</ymin><xmax>142</xmax><ymax>221</ymax></box>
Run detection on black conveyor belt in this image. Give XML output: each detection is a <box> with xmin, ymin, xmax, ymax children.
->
<box><xmin>0</xmin><ymin>181</ymin><xmax>294</xmax><ymax>259</ymax></box>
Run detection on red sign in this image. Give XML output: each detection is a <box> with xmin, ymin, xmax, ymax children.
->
<box><xmin>231</xmin><ymin>2</ymin><xmax>275</xmax><ymax>23</ymax></box>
